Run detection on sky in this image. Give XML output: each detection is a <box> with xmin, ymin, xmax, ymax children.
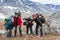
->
<box><xmin>30</xmin><ymin>0</ymin><xmax>60</xmax><ymax>5</ymax></box>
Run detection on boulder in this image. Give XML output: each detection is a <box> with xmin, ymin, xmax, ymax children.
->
<box><xmin>0</xmin><ymin>30</ymin><xmax>7</xmax><ymax>35</ymax></box>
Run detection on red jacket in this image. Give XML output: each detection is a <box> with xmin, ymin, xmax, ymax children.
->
<box><xmin>13</xmin><ymin>16</ymin><xmax>22</xmax><ymax>27</ymax></box>
<box><xmin>17</xmin><ymin>16</ymin><xmax>22</xmax><ymax>27</ymax></box>
<box><xmin>13</xmin><ymin>16</ymin><xmax>18</xmax><ymax>26</ymax></box>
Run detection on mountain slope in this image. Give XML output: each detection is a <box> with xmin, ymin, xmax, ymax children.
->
<box><xmin>47</xmin><ymin>12</ymin><xmax>60</xmax><ymax>34</ymax></box>
<box><xmin>0</xmin><ymin>0</ymin><xmax>55</xmax><ymax>14</ymax></box>
<box><xmin>45</xmin><ymin>4</ymin><xmax>60</xmax><ymax>11</ymax></box>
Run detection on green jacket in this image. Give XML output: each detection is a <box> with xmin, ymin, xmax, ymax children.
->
<box><xmin>5</xmin><ymin>21</ymin><xmax>11</xmax><ymax>30</ymax></box>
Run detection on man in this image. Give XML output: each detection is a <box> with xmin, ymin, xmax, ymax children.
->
<box><xmin>32</xmin><ymin>13</ymin><xmax>44</xmax><ymax>37</ymax></box>
<box><xmin>23</xmin><ymin>17</ymin><xmax>33</xmax><ymax>36</ymax></box>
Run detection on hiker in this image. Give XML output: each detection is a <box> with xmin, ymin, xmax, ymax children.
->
<box><xmin>32</xmin><ymin>13</ymin><xmax>50</xmax><ymax>37</ymax></box>
<box><xmin>13</xmin><ymin>12</ymin><xmax>18</xmax><ymax>37</ymax></box>
<box><xmin>17</xmin><ymin>12</ymin><xmax>22</xmax><ymax>36</ymax></box>
<box><xmin>23</xmin><ymin>16</ymin><xmax>33</xmax><ymax>36</ymax></box>
<box><xmin>13</xmin><ymin>12</ymin><xmax>22</xmax><ymax>37</ymax></box>
<box><xmin>38</xmin><ymin>14</ymin><xmax>50</xmax><ymax>28</ymax></box>
<box><xmin>4</xmin><ymin>18</ymin><xmax>12</xmax><ymax>38</ymax></box>
<box><xmin>32</xmin><ymin>13</ymin><xmax>43</xmax><ymax>37</ymax></box>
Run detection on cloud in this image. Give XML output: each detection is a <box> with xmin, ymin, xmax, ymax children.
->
<box><xmin>30</xmin><ymin>0</ymin><xmax>60</xmax><ymax>5</ymax></box>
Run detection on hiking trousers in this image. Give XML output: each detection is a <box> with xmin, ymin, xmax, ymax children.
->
<box><xmin>14</xmin><ymin>26</ymin><xmax>22</xmax><ymax>36</ymax></box>
<box><xmin>36</xmin><ymin>24</ymin><xmax>43</xmax><ymax>36</ymax></box>
<box><xmin>26</xmin><ymin>25</ymin><xmax>33</xmax><ymax>35</ymax></box>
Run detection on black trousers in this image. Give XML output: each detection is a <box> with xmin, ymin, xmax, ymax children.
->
<box><xmin>36</xmin><ymin>24</ymin><xmax>43</xmax><ymax>36</ymax></box>
<box><xmin>26</xmin><ymin>25</ymin><xmax>33</xmax><ymax>35</ymax></box>
<box><xmin>14</xmin><ymin>26</ymin><xmax>22</xmax><ymax>36</ymax></box>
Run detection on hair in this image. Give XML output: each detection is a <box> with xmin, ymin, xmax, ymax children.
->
<box><xmin>32</xmin><ymin>14</ymin><xmax>35</xmax><ymax>16</ymax></box>
<box><xmin>18</xmin><ymin>11</ymin><xmax>21</xmax><ymax>16</ymax></box>
<box><xmin>14</xmin><ymin>12</ymin><xmax>18</xmax><ymax>15</ymax></box>
<box><xmin>36</xmin><ymin>13</ymin><xmax>38</xmax><ymax>15</ymax></box>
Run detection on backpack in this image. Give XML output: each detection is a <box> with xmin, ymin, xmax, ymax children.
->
<box><xmin>23</xmin><ymin>20</ymin><xmax>27</xmax><ymax>25</ymax></box>
<box><xmin>10</xmin><ymin>17</ymin><xmax>14</xmax><ymax>29</ymax></box>
<box><xmin>38</xmin><ymin>16</ymin><xmax>45</xmax><ymax>23</ymax></box>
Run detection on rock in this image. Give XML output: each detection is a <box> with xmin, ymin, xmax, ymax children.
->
<box><xmin>0</xmin><ymin>30</ymin><xmax>7</xmax><ymax>35</ymax></box>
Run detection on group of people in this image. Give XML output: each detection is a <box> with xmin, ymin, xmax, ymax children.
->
<box><xmin>4</xmin><ymin>12</ymin><xmax>22</xmax><ymax>38</ymax></box>
<box><xmin>4</xmin><ymin>11</ymin><xmax>49</xmax><ymax>38</ymax></box>
<box><xmin>23</xmin><ymin>13</ymin><xmax>49</xmax><ymax>37</ymax></box>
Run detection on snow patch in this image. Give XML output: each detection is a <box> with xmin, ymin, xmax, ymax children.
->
<box><xmin>2</xmin><ymin>6</ymin><xmax>19</xmax><ymax>10</ymax></box>
<box><xmin>0</xmin><ymin>30</ymin><xmax>6</xmax><ymax>35</ymax></box>
<box><xmin>0</xmin><ymin>13</ymin><xmax>7</xmax><ymax>20</ymax></box>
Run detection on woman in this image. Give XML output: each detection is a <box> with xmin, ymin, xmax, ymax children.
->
<box><xmin>13</xmin><ymin>12</ymin><xmax>19</xmax><ymax>37</ymax></box>
<box><xmin>13</xmin><ymin>12</ymin><xmax>22</xmax><ymax>36</ymax></box>
<box><xmin>17</xmin><ymin>13</ymin><xmax>22</xmax><ymax>36</ymax></box>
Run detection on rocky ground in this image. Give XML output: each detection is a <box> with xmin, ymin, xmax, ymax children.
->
<box><xmin>0</xmin><ymin>25</ymin><xmax>60</xmax><ymax>40</ymax></box>
<box><xmin>0</xmin><ymin>34</ymin><xmax>60</xmax><ymax>40</ymax></box>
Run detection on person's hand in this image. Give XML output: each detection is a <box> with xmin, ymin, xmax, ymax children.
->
<box><xmin>40</xmin><ymin>27</ymin><xmax>42</xmax><ymax>29</ymax></box>
<box><xmin>18</xmin><ymin>25</ymin><xmax>20</xmax><ymax>28</ymax></box>
<box><xmin>29</xmin><ymin>21</ymin><xmax>31</xmax><ymax>23</ymax></box>
<box><xmin>38</xmin><ymin>26</ymin><xmax>42</xmax><ymax>29</ymax></box>
<box><xmin>26</xmin><ymin>23</ymin><xmax>28</xmax><ymax>25</ymax></box>
<box><xmin>8</xmin><ymin>30</ymin><xmax>10</xmax><ymax>32</ymax></box>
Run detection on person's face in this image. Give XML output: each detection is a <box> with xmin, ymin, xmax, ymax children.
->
<box><xmin>33</xmin><ymin>15</ymin><xmax>37</xmax><ymax>19</ymax></box>
<box><xmin>36</xmin><ymin>14</ymin><xmax>38</xmax><ymax>17</ymax></box>
<box><xmin>32</xmin><ymin>14</ymin><xmax>35</xmax><ymax>17</ymax></box>
<box><xmin>15</xmin><ymin>14</ymin><xmax>18</xmax><ymax>17</ymax></box>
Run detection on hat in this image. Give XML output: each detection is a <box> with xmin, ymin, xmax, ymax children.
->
<box><xmin>5</xmin><ymin>18</ymin><xmax>9</xmax><ymax>22</ymax></box>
